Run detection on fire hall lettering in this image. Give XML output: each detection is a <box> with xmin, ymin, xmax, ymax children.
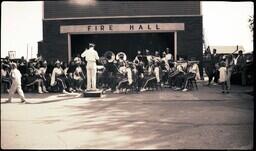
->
<box><xmin>60</xmin><ymin>23</ymin><xmax>185</xmax><ymax>34</ymax></box>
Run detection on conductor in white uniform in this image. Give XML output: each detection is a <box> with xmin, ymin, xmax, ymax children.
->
<box><xmin>81</xmin><ymin>43</ymin><xmax>99</xmax><ymax>91</ymax></box>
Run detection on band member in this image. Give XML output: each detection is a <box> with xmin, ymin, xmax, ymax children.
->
<box><xmin>116</xmin><ymin>52</ymin><xmax>127</xmax><ymax>67</ymax></box>
<box><xmin>103</xmin><ymin>58</ymin><xmax>118</xmax><ymax>91</ymax></box>
<box><xmin>154</xmin><ymin>60</ymin><xmax>162</xmax><ymax>89</ymax></box>
<box><xmin>45</xmin><ymin>60</ymin><xmax>53</xmax><ymax>75</ymax></box>
<box><xmin>74</xmin><ymin>54</ymin><xmax>82</xmax><ymax>63</ymax></box>
<box><xmin>165</xmin><ymin>48</ymin><xmax>173</xmax><ymax>62</ymax></box>
<box><xmin>114</xmin><ymin>62</ymin><xmax>133</xmax><ymax>93</ymax></box>
<box><xmin>161</xmin><ymin>52</ymin><xmax>170</xmax><ymax>70</ymax></box>
<box><xmin>73</xmin><ymin>60</ymin><xmax>85</xmax><ymax>92</ymax></box>
<box><xmin>50</xmin><ymin>60</ymin><xmax>68</xmax><ymax>93</ymax></box>
<box><xmin>168</xmin><ymin>62</ymin><xmax>180</xmax><ymax>87</ymax></box>
<box><xmin>181</xmin><ymin>61</ymin><xmax>200</xmax><ymax>91</ymax></box>
<box><xmin>24</xmin><ymin>66</ymin><xmax>41</xmax><ymax>93</ymax></box>
<box><xmin>140</xmin><ymin>60</ymin><xmax>157</xmax><ymax>91</ymax></box>
<box><xmin>5</xmin><ymin>62</ymin><xmax>27</xmax><ymax>103</ymax></box>
<box><xmin>81</xmin><ymin>43</ymin><xmax>99</xmax><ymax>91</ymax></box>
<box><xmin>134</xmin><ymin>54</ymin><xmax>145</xmax><ymax>91</ymax></box>
<box><xmin>173</xmin><ymin>60</ymin><xmax>187</xmax><ymax>90</ymax></box>
<box><xmin>144</xmin><ymin>49</ymin><xmax>153</xmax><ymax>70</ymax></box>
<box><xmin>64</xmin><ymin>61</ymin><xmax>76</xmax><ymax>92</ymax></box>
<box><xmin>153</xmin><ymin>51</ymin><xmax>161</xmax><ymax>63</ymax></box>
<box><xmin>134</xmin><ymin>50</ymin><xmax>143</xmax><ymax>63</ymax></box>
<box><xmin>1</xmin><ymin>63</ymin><xmax>11</xmax><ymax>93</ymax></box>
<box><xmin>161</xmin><ymin>52</ymin><xmax>170</xmax><ymax>85</ymax></box>
<box><xmin>32</xmin><ymin>62</ymin><xmax>48</xmax><ymax>93</ymax></box>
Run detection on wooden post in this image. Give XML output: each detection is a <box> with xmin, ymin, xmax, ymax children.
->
<box><xmin>174</xmin><ymin>32</ymin><xmax>177</xmax><ymax>61</ymax></box>
<box><xmin>68</xmin><ymin>33</ymin><xmax>71</xmax><ymax>63</ymax></box>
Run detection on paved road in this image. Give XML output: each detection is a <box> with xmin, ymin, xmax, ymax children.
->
<box><xmin>1</xmin><ymin>83</ymin><xmax>254</xmax><ymax>149</ymax></box>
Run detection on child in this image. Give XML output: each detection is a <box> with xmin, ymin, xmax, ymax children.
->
<box><xmin>5</xmin><ymin>62</ymin><xmax>27</xmax><ymax>103</ymax></box>
<box><xmin>218</xmin><ymin>61</ymin><xmax>228</xmax><ymax>93</ymax></box>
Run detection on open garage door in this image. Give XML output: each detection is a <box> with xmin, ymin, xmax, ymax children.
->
<box><xmin>71</xmin><ymin>33</ymin><xmax>174</xmax><ymax>61</ymax></box>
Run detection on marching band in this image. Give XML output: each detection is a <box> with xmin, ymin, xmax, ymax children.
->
<box><xmin>1</xmin><ymin>43</ymin><xmax>201</xmax><ymax>95</ymax></box>
<box><xmin>95</xmin><ymin>44</ymin><xmax>200</xmax><ymax>93</ymax></box>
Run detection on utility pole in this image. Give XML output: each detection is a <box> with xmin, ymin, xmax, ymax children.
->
<box><xmin>26</xmin><ymin>43</ymin><xmax>29</xmax><ymax>61</ymax></box>
<box><xmin>31</xmin><ymin>45</ymin><xmax>33</xmax><ymax>59</ymax></box>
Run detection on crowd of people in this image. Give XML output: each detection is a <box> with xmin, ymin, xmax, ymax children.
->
<box><xmin>203</xmin><ymin>46</ymin><xmax>248</xmax><ymax>93</ymax></box>
<box><xmin>1</xmin><ymin>43</ymin><xmax>249</xmax><ymax>103</ymax></box>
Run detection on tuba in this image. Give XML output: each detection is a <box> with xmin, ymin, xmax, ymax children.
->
<box><xmin>116</xmin><ymin>52</ymin><xmax>127</xmax><ymax>62</ymax></box>
<box><xmin>104</xmin><ymin>51</ymin><xmax>115</xmax><ymax>63</ymax></box>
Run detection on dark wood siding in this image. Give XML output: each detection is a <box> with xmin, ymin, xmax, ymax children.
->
<box><xmin>44</xmin><ymin>1</ymin><xmax>201</xmax><ymax>19</ymax></box>
<box><xmin>39</xmin><ymin>16</ymin><xmax>202</xmax><ymax>62</ymax></box>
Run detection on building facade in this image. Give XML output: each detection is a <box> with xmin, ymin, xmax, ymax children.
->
<box><xmin>38</xmin><ymin>1</ymin><xmax>203</xmax><ymax>67</ymax></box>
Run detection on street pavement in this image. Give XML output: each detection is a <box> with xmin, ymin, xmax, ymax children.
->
<box><xmin>1</xmin><ymin>81</ymin><xmax>254</xmax><ymax>149</ymax></box>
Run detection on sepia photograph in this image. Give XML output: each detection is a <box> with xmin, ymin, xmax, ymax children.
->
<box><xmin>1</xmin><ymin>0</ymin><xmax>254</xmax><ymax>149</ymax></box>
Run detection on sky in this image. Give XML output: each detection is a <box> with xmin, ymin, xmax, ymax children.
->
<box><xmin>1</xmin><ymin>1</ymin><xmax>254</xmax><ymax>59</ymax></box>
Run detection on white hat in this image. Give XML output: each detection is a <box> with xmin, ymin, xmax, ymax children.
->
<box><xmin>10</xmin><ymin>62</ymin><xmax>17</xmax><ymax>68</ymax></box>
<box><xmin>89</xmin><ymin>43</ymin><xmax>95</xmax><ymax>47</ymax></box>
<box><xmin>75</xmin><ymin>59</ymin><xmax>81</xmax><ymax>64</ymax></box>
<box><xmin>55</xmin><ymin>60</ymin><xmax>60</xmax><ymax>64</ymax></box>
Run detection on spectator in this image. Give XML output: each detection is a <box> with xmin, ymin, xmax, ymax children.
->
<box><xmin>218</xmin><ymin>61</ymin><xmax>228</xmax><ymax>93</ymax></box>
<box><xmin>203</xmin><ymin>46</ymin><xmax>215</xmax><ymax>86</ymax></box>
<box><xmin>1</xmin><ymin>63</ymin><xmax>11</xmax><ymax>93</ymax></box>
<box><xmin>212</xmin><ymin>49</ymin><xmax>220</xmax><ymax>84</ymax></box>
<box><xmin>225</xmin><ymin>55</ymin><xmax>234</xmax><ymax>91</ymax></box>
<box><xmin>234</xmin><ymin>50</ymin><xmax>246</xmax><ymax>86</ymax></box>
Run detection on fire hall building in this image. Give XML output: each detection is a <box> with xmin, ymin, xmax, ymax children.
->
<box><xmin>38</xmin><ymin>1</ymin><xmax>203</xmax><ymax>67</ymax></box>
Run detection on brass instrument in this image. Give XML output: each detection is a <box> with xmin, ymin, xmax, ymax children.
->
<box><xmin>102</xmin><ymin>51</ymin><xmax>123</xmax><ymax>74</ymax></box>
<box><xmin>116</xmin><ymin>52</ymin><xmax>127</xmax><ymax>61</ymax></box>
<box><xmin>104</xmin><ymin>51</ymin><xmax>115</xmax><ymax>63</ymax></box>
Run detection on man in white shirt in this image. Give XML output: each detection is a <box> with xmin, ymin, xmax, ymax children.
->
<box><xmin>165</xmin><ymin>48</ymin><xmax>173</xmax><ymax>62</ymax></box>
<box><xmin>81</xmin><ymin>43</ymin><xmax>99</xmax><ymax>91</ymax></box>
<box><xmin>74</xmin><ymin>54</ymin><xmax>82</xmax><ymax>63</ymax></box>
<box><xmin>5</xmin><ymin>63</ymin><xmax>27</xmax><ymax>103</ymax></box>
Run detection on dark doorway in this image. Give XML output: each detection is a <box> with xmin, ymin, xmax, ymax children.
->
<box><xmin>71</xmin><ymin>33</ymin><xmax>174</xmax><ymax>61</ymax></box>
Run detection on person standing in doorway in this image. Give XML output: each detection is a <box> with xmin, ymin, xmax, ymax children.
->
<box><xmin>5</xmin><ymin>62</ymin><xmax>27</xmax><ymax>103</ymax></box>
<box><xmin>81</xmin><ymin>43</ymin><xmax>99</xmax><ymax>91</ymax></box>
